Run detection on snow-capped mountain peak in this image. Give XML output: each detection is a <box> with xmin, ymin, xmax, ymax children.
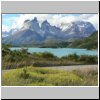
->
<box><xmin>2</xmin><ymin>17</ymin><xmax>96</xmax><ymax>45</ymax></box>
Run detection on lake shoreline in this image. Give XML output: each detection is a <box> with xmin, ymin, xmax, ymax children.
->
<box><xmin>10</xmin><ymin>47</ymin><xmax>98</xmax><ymax>58</ymax></box>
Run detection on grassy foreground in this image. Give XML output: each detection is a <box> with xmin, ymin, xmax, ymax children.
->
<box><xmin>2</xmin><ymin>66</ymin><xmax>98</xmax><ymax>86</ymax></box>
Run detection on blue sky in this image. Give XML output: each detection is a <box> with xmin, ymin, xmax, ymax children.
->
<box><xmin>2</xmin><ymin>14</ymin><xmax>98</xmax><ymax>32</ymax></box>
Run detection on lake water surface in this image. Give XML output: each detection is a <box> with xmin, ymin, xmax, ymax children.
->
<box><xmin>10</xmin><ymin>47</ymin><xmax>98</xmax><ymax>57</ymax></box>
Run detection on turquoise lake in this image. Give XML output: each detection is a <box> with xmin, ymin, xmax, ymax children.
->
<box><xmin>10</xmin><ymin>47</ymin><xmax>98</xmax><ymax>57</ymax></box>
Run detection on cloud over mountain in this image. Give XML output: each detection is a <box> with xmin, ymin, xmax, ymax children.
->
<box><xmin>2</xmin><ymin>14</ymin><xmax>98</xmax><ymax>32</ymax></box>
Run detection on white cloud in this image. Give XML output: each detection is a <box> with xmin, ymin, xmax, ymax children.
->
<box><xmin>79</xmin><ymin>14</ymin><xmax>93</xmax><ymax>19</ymax></box>
<box><xmin>2</xmin><ymin>14</ymin><xmax>98</xmax><ymax>32</ymax></box>
<box><xmin>10</xmin><ymin>14</ymin><xmax>77</xmax><ymax>29</ymax></box>
<box><xmin>79</xmin><ymin>14</ymin><xmax>98</xmax><ymax>30</ymax></box>
<box><xmin>2</xmin><ymin>25</ymin><xmax>10</xmax><ymax>32</ymax></box>
<box><xmin>10</xmin><ymin>14</ymin><xmax>51</xmax><ymax>29</ymax></box>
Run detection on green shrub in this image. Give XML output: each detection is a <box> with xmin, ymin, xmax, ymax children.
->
<box><xmin>65</xmin><ymin>53</ymin><xmax>79</xmax><ymax>61</ymax></box>
<box><xmin>20</xmin><ymin>68</ymin><xmax>30</xmax><ymax>79</ymax></box>
<box><xmin>78</xmin><ymin>55</ymin><xmax>97</xmax><ymax>64</ymax></box>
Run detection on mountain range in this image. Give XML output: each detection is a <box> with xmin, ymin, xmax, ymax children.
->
<box><xmin>2</xmin><ymin>17</ymin><xmax>96</xmax><ymax>46</ymax></box>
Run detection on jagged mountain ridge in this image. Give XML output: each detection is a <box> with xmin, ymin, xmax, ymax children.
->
<box><xmin>2</xmin><ymin>17</ymin><xmax>96</xmax><ymax>46</ymax></box>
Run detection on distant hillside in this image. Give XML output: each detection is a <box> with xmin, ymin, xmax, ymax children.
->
<box><xmin>68</xmin><ymin>31</ymin><xmax>98</xmax><ymax>49</ymax></box>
